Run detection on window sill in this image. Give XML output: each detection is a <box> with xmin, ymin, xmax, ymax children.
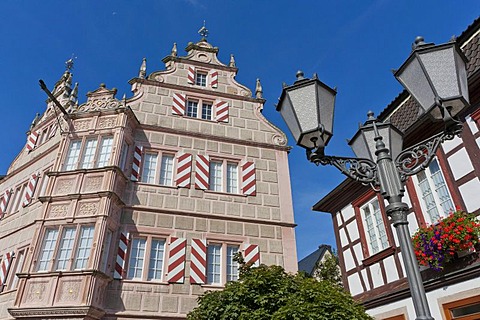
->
<box><xmin>135</xmin><ymin>182</ymin><xmax>177</xmax><ymax>189</ymax></box>
<box><xmin>121</xmin><ymin>279</ymin><xmax>169</xmax><ymax>285</ymax></box>
<box><xmin>362</xmin><ymin>246</ymin><xmax>396</xmax><ymax>266</ymax></box>
<box><xmin>201</xmin><ymin>283</ymin><xmax>225</xmax><ymax>289</ymax></box>
<box><xmin>204</xmin><ymin>190</ymin><xmax>245</xmax><ymax>197</ymax></box>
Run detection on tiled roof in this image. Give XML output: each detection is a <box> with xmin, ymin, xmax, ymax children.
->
<box><xmin>298</xmin><ymin>244</ymin><xmax>332</xmax><ymax>275</ymax></box>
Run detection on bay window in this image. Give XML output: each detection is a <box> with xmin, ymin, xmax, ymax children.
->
<box><xmin>37</xmin><ymin>225</ymin><xmax>95</xmax><ymax>272</ymax></box>
<box><xmin>64</xmin><ymin>136</ymin><xmax>114</xmax><ymax>171</ymax></box>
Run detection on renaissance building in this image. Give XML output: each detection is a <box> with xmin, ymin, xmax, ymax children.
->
<box><xmin>0</xmin><ymin>35</ymin><xmax>297</xmax><ymax>319</ymax></box>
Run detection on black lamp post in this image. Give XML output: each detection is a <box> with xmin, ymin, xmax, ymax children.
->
<box><xmin>276</xmin><ymin>37</ymin><xmax>469</xmax><ymax>320</ymax></box>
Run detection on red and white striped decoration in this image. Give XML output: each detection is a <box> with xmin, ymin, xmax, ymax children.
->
<box><xmin>243</xmin><ymin>244</ymin><xmax>260</xmax><ymax>267</ymax></box>
<box><xmin>48</xmin><ymin>122</ymin><xmax>59</xmax><ymax>139</ymax></box>
<box><xmin>26</xmin><ymin>130</ymin><xmax>40</xmax><ymax>152</ymax></box>
<box><xmin>187</xmin><ymin>66</ymin><xmax>195</xmax><ymax>84</ymax></box>
<box><xmin>189</xmin><ymin>239</ymin><xmax>207</xmax><ymax>284</ymax></box>
<box><xmin>130</xmin><ymin>146</ymin><xmax>143</xmax><ymax>181</ymax></box>
<box><xmin>242</xmin><ymin>161</ymin><xmax>256</xmax><ymax>196</ymax></box>
<box><xmin>176</xmin><ymin>153</ymin><xmax>192</xmax><ymax>188</ymax></box>
<box><xmin>114</xmin><ymin>232</ymin><xmax>129</xmax><ymax>279</ymax></box>
<box><xmin>0</xmin><ymin>190</ymin><xmax>12</xmax><ymax>218</ymax></box>
<box><xmin>172</xmin><ymin>93</ymin><xmax>186</xmax><ymax>116</ymax></box>
<box><xmin>215</xmin><ymin>100</ymin><xmax>229</xmax><ymax>123</ymax></box>
<box><xmin>195</xmin><ymin>155</ymin><xmax>209</xmax><ymax>190</ymax></box>
<box><xmin>0</xmin><ymin>251</ymin><xmax>14</xmax><ymax>286</ymax></box>
<box><xmin>210</xmin><ymin>70</ymin><xmax>218</xmax><ymax>88</ymax></box>
<box><xmin>167</xmin><ymin>237</ymin><xmax>187</xmax><ymax>283</ymax></box>
<box><xmin>22</xmin><ymin>173</ymin><xmax>39</xmax><ymax>207</ymax></box>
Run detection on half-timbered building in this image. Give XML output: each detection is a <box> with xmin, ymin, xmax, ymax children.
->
<box><xmin>314</xmin><ymin>18</ymin><xmax>480</xmax><ymax>320</ymax></box>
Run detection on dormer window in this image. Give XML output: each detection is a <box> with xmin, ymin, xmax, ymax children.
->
<box><xmin>186</xmin><ymin>99</ymin><xmax>213</xmax><ymax>121</ymax></box>
<box><xmin>195</xmin><ymin>72</ymin><xmax>207</xmax><ymax>87</ymax></box>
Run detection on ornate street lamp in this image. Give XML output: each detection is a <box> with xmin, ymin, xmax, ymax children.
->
<box><xmin>277</xmin><ymin>37</ymin><xmax>469</xmax><ymax>320</ymax></box>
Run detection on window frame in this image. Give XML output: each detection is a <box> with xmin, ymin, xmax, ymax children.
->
<box><xmin>443</xmin><ymin>294</ymin><xmax>480</xmax><ymax>320</ymax></box>
<box><xmin>208</xmin><ymin>159</ymin><xmax>240</xmax><ymax>194</ymax></box>
<box><xmin>36</xmin><ymin>224</ymin><xmax>95</xmax><ymax>272</ymax></box>
<box><xmin>195</xmin><ymin>71</ymin><xmax>208</xmax><ymax>87</ymax></box>
<box><xmin>360</xmin><ymin>197</ymin><xmax>389</xmax><ymax>255</ymax></box>
<box><xmin>125</xmin><ymin>234</ymin><xmax>167</xmax><ymax>282</ymax></box>
<box><xmin>5</xmin><ymin>247</ymin><xmax>27</xmax><ymax>292</ymax></box>
<box><xmin>206</xmin><ymin>242</ymin><xmax>240</xmax><ymax>286</ymax></box>
<box><xmin>140</xmin><ymin>150</ymin><xmax>176</xmax><ymax>187</ymax></box>
<box><xmin>412</xmin><ymin>157</ymin><xmax>455</xmax><ymax>224</ymax></box>
<box><xmin>63</xmin><ymin>135</ymin><xmax>114</xmax><ymax>171</ymax></box>
<box><xmin>185</xmin><ymin>97</ymin><xmax>214</xmax><ymax>121</ymax></box>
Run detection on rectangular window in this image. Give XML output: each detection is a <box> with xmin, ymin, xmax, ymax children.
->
<box><xmin>96</xmin><ymin>137</ymin><xmax>113</xmax><ymax>167</ymax></box>
<box><xmin>443</xmin><ymin>295</ymin><xmax>480</xmax><ymax>320</ymax></box>
<box><xmin>141</xmin><ymin>153</ymin><xmax>158</xmax><ymax>184</ymax></box>
<box><xmin>141</xmin><ymin>151</ymin><xmax>175</xmax><ymax>186</ymax></box>
<box><xmin>415</xmin><ymin>158</ymin><xmax>454</xmax><ymax>223</ymax></box>
<box><xmin>9</xmin><ymin>184</ymin><xmax>25</xmax><ymax>214</ymax></box>
<box><xmin>100</xmin><ymin>229</ymin><xmax>113</xmax><ymax>273</ymax></box>
<box><xmin>209</xmin><ymin>161</ymin><xmax>223</xmax><ymax>192</ymax></box>
<box><xmin>209</xmin><ymin>160</ymin><xmax>239</xmax><ymax>194</ymax></box>
<box><xmin>186</xmin><ymin>99</ymin><xmax>214</xmax><ymax>120</ymax></box>
<box><xmin>126</xmin><ymin>236</ymin><xmax>166</xmax><ymax>281</ymax></box>
<box><xmin>202</xmin><ymin>103</ymin><xmax>212</xmax><ymax>120</ymax></box>
<box><xmin>55</xmin><ymin>227</ymin><xmax>77</xmax><ymax>271</ymax></box>
<box><xmin>36</xmin><ymin>225</ymin><xmax>94</xmax><ymax>272</ymax></box>
<box><xmin>80</xmin><ymin>138</ymin><xmax>98</xmax><ymax>169</ymax></box>
<box><xmin>361</xmin><ymin>198</ymin><xmax>388</xmax><ymax>255</ymax></box>
<box><xmin>119</xmin><ymin>142</ymin><xmax>130</xmax><ymax>171</ymax></box>
<box><xmin>226</xmin><ymin>245</ymin><xmax>239</xmax><ymax>282</ymax></box>
<box><xmin>207</xmin><ymin>244</ymin><xmax>222</xmax><ymax>284</ymax></box>
<box><xmin>195</xmin><ymin>72</ymin><xmax>207</xmax><ymax>87</ymax></box>
<box><xmin>63</xmin><ymin>136</ymin><xmax>113</xmax><ymax>171</ymax></box>
<box><xmin>7</xmin><ymin>249</ymin><xmax>26</xmax><ymax>290</ymax></box>
<box><xmin>148</xmin><ymin>239</ymin><xmax>166</xmax><ymax>281</ymax></box>
<box><xmin>37</xmin><ymin>229</ymin><xmax>59</xmax><ymax>271</ymax></box>
<box><xmin>187</xmin><ymin>101</ymin><xmax>198</xmax><ymax>118</ymax></box>
<box><xmin>74</xmin><ymin>226</ymin><xmax>95</xmax><ymax>269</ymax></box>
<box><xmin>65</xmin><ymin>140</ymin><xmax>82</xmax><ymax>170</ymax></box>
<box><xmin>207</xmin><ymin>243</ymin><xmax>240</xmax><ymax>285</ymax></box>
<box><xmin>159</xmin><ymin>155</ymin><xmax>174</xmax><ymax>186</ymax></box>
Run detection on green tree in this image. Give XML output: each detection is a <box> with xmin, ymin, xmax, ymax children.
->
<box><xmin>313</xmin><ymin>251</ymin><xmax>342</xmax><ymax>286</ymax></box>
<box><xmin>188</xmin><ymin>256</ymin><xmax>372</xmax><ymax>320</ymax></box>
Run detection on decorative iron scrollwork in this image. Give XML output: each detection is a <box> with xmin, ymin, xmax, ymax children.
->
<box><xmin>307</xmin><ymin>148</ymin><xmax>377</xmax><ymax>185</ymax></box>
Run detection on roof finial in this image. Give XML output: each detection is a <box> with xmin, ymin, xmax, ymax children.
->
<box><xmin>139</xmin><ymin>57</ymin><xmax>147</xmax><ymax>79</ymax></box>
<box><xmin>255</xmin><ymin>78</ymin><xmax>263</xmax><ymax>99</ymax></box>
<box><xmin>229</xmin><ymin>54</ymin><xmax>236</xmax><ymax>68</ymax></box>
<box><xmin>65</xmin><ymin>54</ymin><xmax>76</xmax><ymax>71</ymax></box>
<box><xmin>198</xmin><ymin>20</ymin><xmax>209</xmax><ymax>41</ymax></box>
<box><xmin>171</xmin><ymin>42</ymin><xmax>177</xmax><ymax>57</ymax></box>
<box><xmin>70</xmin><ymin>82</ymin><xmax>78</xmax><ymax>103</ymax></box>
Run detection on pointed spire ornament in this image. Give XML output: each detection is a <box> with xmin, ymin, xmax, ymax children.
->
<box><xmin>30</xmin><ymin>113</ymin><xmax>41</xmax><ymax>129</ymax></box>
<box><xmin>255</xmin><ymin>78</ymin><xmax>263</xmax><ymax>99</ymax></box>
<box><xmin>229</xmin><ymin>54</ymin><xmax>236</xmax><ymax>68</ymax></box>
<box><xmin>70</xmin><ymin>82</ymin><xmax>78</xmax><ymax>103</ymax></box>
<box><xmin>171</xmin><ymin>42</ymin><xmax>178</xmax><ymax>57</ymax></box>
<box><xmin>138</xmin><ymin>58</ymin><xmax>147</xmax><ymax>79</ymax></box>
<box><xmin>122</xmin><ymin>93</ymin><xmax>127</xmax><ymax>107</ymax></box>
<box><xmin>198</xmin><ymin>20</ymin><xmax>209</xmax><ymax>41</ymax></box>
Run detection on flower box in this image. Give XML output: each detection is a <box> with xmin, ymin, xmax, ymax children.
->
<box><xmin>412</xmin><ymin>210</ymin><xmax>480</xmax><ymax>271</ymax></box>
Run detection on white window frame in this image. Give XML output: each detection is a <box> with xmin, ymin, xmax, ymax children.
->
<box><xmin>140</xmin><ymin>150</ymin><xmax>176</xmax><ymax>187</ymax></box>
<box><xmin>126</xmin><ymin>235</ymin><xmax>167</xmax><ymax>282</ymax></box>
<box><xmin>209</xmin><ymin>159</ymin><xmax>239</xmax><ymax>194</ymax></box>
<box><xmin>412</xmin><ymin>158</ymin><xmax>455</xmax><ymax>224</ymax></box>
<box><xmin>195</xmin><ymin>71</ymin><xmax>207</xmax><ymax>87</ymax></box>
<box><xmin>63</xmin><ymin>136</ymin><xmax>114</xmax><ymax>171</ymax></box>
<box><xmin>206</xmin><ymin>242</ymin><xmax>240</xmax><ymax>285</ymax></box>
<box><xmin>36</xmin><ymin>224</ymin><xmax>95</xmax><ymax>272</ymax></box>
<box><xmin>360</xmin><ymin>197</ymin><xmax>389</xmax><ymax>256</ymax></box>
<box><xmin>186</xmin><ymin>98</ymin><xmax>214</xmax><ymax>121</ymax></box>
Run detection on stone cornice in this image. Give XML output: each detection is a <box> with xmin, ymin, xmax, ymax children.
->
<box><xmin>125</xmin><ymin>205</ymin><xmax>297</xmax><ymax>228</ymax></box>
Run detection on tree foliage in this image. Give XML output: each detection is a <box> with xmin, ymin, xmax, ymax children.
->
<box><xmin>188</xmin><ymin>257</ymin><xmax>372</xmax><ymax>320</ymax></box>
<box><xmin>313</xmin><ymin>251</ymin><xmax>342</xmax><ymax>286</ymax></box>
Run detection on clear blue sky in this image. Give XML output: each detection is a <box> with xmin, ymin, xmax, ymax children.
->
<box><xmin>0</xmin><ymin>1</ymin><xmax>478</xmax><ymax>260</ymax></box>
